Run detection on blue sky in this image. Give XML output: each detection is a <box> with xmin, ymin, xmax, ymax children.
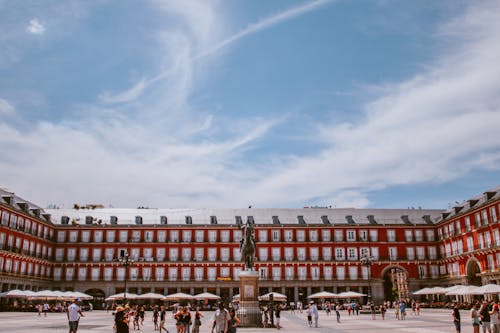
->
<box><xmin>1</xmin><ymin>0</ymin><xmax>500</xmax><ymax>209</ymax></box>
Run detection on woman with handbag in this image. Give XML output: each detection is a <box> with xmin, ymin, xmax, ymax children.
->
<box><xmin>192</xmin><ymin>309</ymin><xmax>204</xmax><ymax>333</ymax></box>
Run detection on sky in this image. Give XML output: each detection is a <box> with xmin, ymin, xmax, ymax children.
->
<box><xmin>1</xmin><ymin>0</ymin><xmax>500</xmax><ymax>210</ymax></box>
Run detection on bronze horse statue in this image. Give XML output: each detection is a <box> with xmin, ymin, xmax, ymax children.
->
<box><xmin>240</xmin><ymin>222</ymin><xmax>256</xmax><ymax>270</ymax></box>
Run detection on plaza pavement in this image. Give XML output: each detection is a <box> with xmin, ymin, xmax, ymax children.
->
<box><xmin>0</xmin><ymin>308</ymin><xmax>461</xmax><ymax>333</ymax></box>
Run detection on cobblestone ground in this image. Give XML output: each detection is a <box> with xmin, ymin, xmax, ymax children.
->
<box><xmin>0</xmin><ymin>308</ymin><xmax>461</xmax><ymax>333</ymax></box>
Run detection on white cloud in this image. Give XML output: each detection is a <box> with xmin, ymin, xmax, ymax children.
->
<box><xmin>0</xmin><ymin>98</ymin><xmax>15</xmax><ymax>116</ymax></box>
<box><xmin>26</xmin><ymin>19</ymin><xmax>45</xmax><ymax>35</ymax></box>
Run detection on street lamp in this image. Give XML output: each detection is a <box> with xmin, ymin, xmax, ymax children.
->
<box><xmin>360</xmin><ymin>255</ymin><xmax>375</xmax><ymax>303</ymax></box>
<box><xmin>117</xmin><ymin>250</ymin><xmax>134</xmax><ymax>301</ymax></box>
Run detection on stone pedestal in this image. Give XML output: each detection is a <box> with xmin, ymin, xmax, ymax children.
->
<box><xmin>237</xmin><ymin>270</ymin><xmax>261</xmax><ymax>327</ymax></box>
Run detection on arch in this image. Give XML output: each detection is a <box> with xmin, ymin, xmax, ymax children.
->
<box><xmin>466</xmin><ymin>257</ymin><xmax>482</xmax><ymax>286</ymax></box>
<box><xmin>381</xmin><ymin>265</ymin><xmax>409</xmax><ymax>302</ymax></box>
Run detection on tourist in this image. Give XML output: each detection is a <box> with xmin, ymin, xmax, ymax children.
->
<box><xmin>400</xmin><ymin>301</ymin><xmax>406</xmax><ymax>320</ymax></box>
<box><xmin>381</xmin><ymin>304</ymin><xmax>387</xmax><ymax>320</ymax></box>
<box><xmin>115</xmin><ymin>306</ymin><xmax>130</xmax><ymax>333</ymax></box>
<box><xmin>212</xmin><ymin>303</ymin><xmax>229</xmax><ymax>333</ymax></box>
<box><xmin>67</xmin><ymin>298</ymin><xmax>84</xmax><ymax>333</ymax></box>
<box><xmin>275</xmin><ymin>304</ymin><xmax>282</xmax><ymax>330</ymax></box>
<box><xmin>153</xmin><ymin>305</ymin><xmax>159</xmax><ymax>331</ymax></box>
<box><xmin>228</xmin><ymin>308</ymin><xmax>241</xmax><ymax>333</ymax></box>
<box><xmin>174</xmin><ymin>305</ymin><xmax>185</xmax><ymax>333</ymax></box>
<box><xmin>371</xmin><ymin>303</ymin><xmax>376</xmax><ymax>320</ymax></box>
<box><xmin>479</xmin><ymin>301</ymin><xmax>492</xmax><ymax>333</ymax></box>
<box><xmin>416</xmin><ymin>301</ymin><xmax>421</xmax><ymax>315</ymax></box>
<box><xmin>159</xmin><ymin>304</ymin><xmax>168</xmax><ymax>333</ymax></box>
<box><xmin>452</xmin><ymin>303</ymin><xmax>461</xmax><ymax>333</ymax></box>
<box><xmin>311</xmin><ymin>301</ymin><xmax>319</xmax><ymax>327</ymax></box>
<box><xmin>489</xmin><ymin>300</ymin><xmax>500</xmax><ymax>333</ymax></box>
<box><xmin>472</xmin><ymin>302</ymin><xmax>481</xmax><ymax>333</ymax></box>
<box><xmin>192</xmin><ymin>308</ymin><xmax>203</xmax><ymax>333</ymax></box>
<box><xmin>43</xmin><ymin>302</ymin><xmax>49</xmax><ymax>316</ymax></box>
<box><xmin>306</xmin><ymin>305</ymin><xmax>312</xmax><ymax>327</ymax></box>
<box><xmin>394</xmin><ymin>302</ymin><xmax>400</xmax><ymax>320</ymax></box>
<box><xmin>182</xmin><ymin>306</ymin><xmax>192</xmax><ymax>333</ymax></box>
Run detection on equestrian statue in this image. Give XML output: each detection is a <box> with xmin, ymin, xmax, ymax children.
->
<box><xmin>240</xmin><ymin>221</ymin><xmax>256</xmax><ymax>270</ymax></box>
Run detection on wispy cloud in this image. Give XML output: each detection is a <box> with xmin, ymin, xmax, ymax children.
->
<box><xmin>0</xmin><ymin>98</ymin><xmax>15</xmax><ymax>116</ymax></box>
<box><xmin>26</xmin><ymin>19</ymin><xmax>45</xmax><ymax>35</ymax></box>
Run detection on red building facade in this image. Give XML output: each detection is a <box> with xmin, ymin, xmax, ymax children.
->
<box><xmin>1</xmin><ymin>186</ymin><xmax>499</xmax><ymax>305</ymax></box>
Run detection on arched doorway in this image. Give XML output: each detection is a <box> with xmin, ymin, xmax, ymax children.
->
<box><xmin>382</xmin><ymin>266</ymin><xmax>409</xmax><ymax>302</ymax></box>
<box><xmin>85</xmin><ymin>288</ymin><xmax>105</xmax><ymax>309</ymax></box>
<box><xmin>466</xmin><ymin>259</ymin><xmax>482</xmax><ymax>286</ymax></box>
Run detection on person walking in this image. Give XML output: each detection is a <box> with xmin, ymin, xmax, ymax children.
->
<box><xmin>182</xmin><ymin>306</ymin><xmax>192</xmax><ymax>333</ymax></box>
<box><xmin>115</xmin><ymin>306</ymin><xmax>130</xmax><ymax>333</ymax></box>
<box><xmin>212</xmin><ymin>303</ymin><xmax>229</xmax><ymax>333</ymax></box>
<box><xmin>480</xmin><ymin>301</ymin><xmax>492</xmax><ymax>333</ymax></box>
<box><xmin>67</xmin><ymin>298</ymin><xmax>84</xmax><ymax>333</ymax></box>
<box><xmin>311</xmin><ymin>301</ymin><xmax>319</xmax><ymax>328</ymax></box>
<box><xmin>228</xmin><ymin>308</ymin><xmax>241</xmax><ymax>333</ymax></box>
<box><xmin>192</xmin><ymin>308</ymin><xmax>203</xmax><ymax>333</ymax></box>
<box><xmin>452</xmin><ymin>303</ymin><xmax>461</xmax><ymax>333</ymax></box>
<box><xmin>306</xmin><ymin>306</ymin><xmax>312</xmax><ymax>327</ymax></box>
<box><xmin>490</xmin><ymin>300</ymin><xmax>500</xmax><ymax>333</ymax></box>
<box><xmin>153</xmin><ymin>305</ymin><xmax>159</xmax><ymax>331</ymax></box>
<box><xmin>335</xmin><ymin>303</ymin><xmax>341</xmax><ymax>323</ymax></box>
<box><xmin>275</xmin><ymin>304</ymin><xmax>282</xmax><ymax>330</ymax></box>
<box><xmin>159</xmin><ymin>305</ymin><xmax>168</xmax><ymax>333</ymax></box>
<box><xmin>472</xmin><ymin>302</ymin><xmax>481</xmax><ymax>333</ymax></box>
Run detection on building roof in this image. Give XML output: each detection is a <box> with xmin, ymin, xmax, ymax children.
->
<box><xmin>45</xmin><ymin>207</ymin><xmax>442</xmax><ymax>226</ymax></box>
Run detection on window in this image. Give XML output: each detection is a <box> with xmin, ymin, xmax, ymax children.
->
<box><xmin>104</xmin><ymin>267</ymin><xmax>113</xmax><ymax>281</ymax></box>
<box><xmin>233</xmin><ymin>230</ymin><xmax>242</xmax><ymax>242</ymax></box>
<box><xmin>387</xmin><ymin>230</ymin><xmax>396</xmax><ymax>242</ymax></box>
<box><xmin>475</xmin><ymin>212</ymin><xmax>481</xmax><ymax>228</ymax></box>
<box><xmin>284</xmin><ymin>248</ymin><xmax>294</xmax><ymax>261</ymax></box>
<box><xmin>157</xmin><ymin>231</ymin><xmax>166</xmax><ymax>242</ymax></box>
<box><xmin>259</xmin><ymin>248</ymin><xmax>268</xmax><ymax>261</ymax></box>
<box><xmin>405</xmin><ymin>230</ymin><xmax>413</xmax><ymax>242</ymax></box>
<box><xmin>66</xmin><ymin>267</ymin><xmax>74</xmax><ymax>281</ymax></box>
<box><xmin>369</xmin><ymin>230</ymin><xmax>378</xmax><ymax>241</ymax></box>
<box><xmin>79</xmin><ymin>248</ymin><xmax>89</xmax><ymax>261</ymax></box>
<box><xmin>482</xmin><ymin>210</ymin><xmax>489</xmax><ymax>225</ymax></box>
<box><xmin>488</xmin><ymin>255</ymin><xmax>495</xmax><ymax>271</ymax></box>
<box><xmin>347</xmin><ymin>248</ymin><xmax>357</xmax><ymax>260</ymax></box>
<box><xmin>81</xmin><ymin>231</ymin><xmax>90</xmax><ymax>242</ymax></box>
<box><xmin>349</xmin><ymin>266</ymin><xmax>358</xmax><ymax>280</ymax></box>
<box><xmin>194</xmin><ymin>267</ymin><xmax>203</xmax><ymax>281</ymax></box>
<box><xmin>430</xmin><ymin>265</ymin><xmax>439</xmax><ymax>278</ymax></box>
<box><xmin>297</xmin><ymin>247</ymin><xmax>306</xmax><ymax>261</ymax></box>
<box><xmin>322</xmin><ymin>247</ymin><xmax>332</xmax><ymax>261</ymax></box>
<box><xmin>388</xmin><ymin>247</ymin><xmax>397</xmax><ymax>260</ymax></box>
<box><xmin>490</xmin><ymin>206</ymin><xmax>498</xmax><ymax>223</ymax></box>
<box><xmin>145</xmin><ymin>231</ymin><xmax>153</xmax><ymax>242</ymax></box>
<box><xmin>465</xmin><ymin>217</ymin><xmax>471</xmax><ymax>232</ymax></box>
<box><xmin>296</xmin><ymin>230</ymin><xmax>305</xmax><ymax>242</ymax></box>
<box><xmin>57</xmin><ymin>231</ymin><xmax>66</xmax><ymax>242</ymax></box>
<box><xmin>323</xmin><ymin>266</ymin><xmax>333</xmax><ymax>280</ymax></box>
<box><xmin>233</xmin><ymin>248</ymin><xmax>241</xmax><ymax>261</ymax></box>
<box><xmin>336</xmin><ymin>266</ymin><xmax>345</xmax><ymax>280</ymax></box>
<box><xmin>93</xmin><ymin>230</ymin><xmax>102</xmax><ymax>242</ymax></box>
<box><xmin>334</xmin><ymin>230</ymin><xmax>343</xmax><ymax>242</ymax></box>
<box><xmin>284</xmin><ymin>230</ymin><xmax>293</xmax><ymax>242</ymax></box>
<box><xmin>309</xmin><ymin>230</ymin><xmax>318</xmax><ymax>242</ymax></box>
<box><xmin>92</xmin><ymin>248</ymin><xmax>101</xmax><ymax>261</ymax></box>
<box><xmin>418</xmin><ymin>265</ymin><xmax>427</xmax><ymax>278</ymax></box>
<box><xmin>335</xmin><ymin>247</ymin><xmax>345</xmax><ymax>261</ymax></box>
<box><xmin>285</xmin><ymin>267</ymin><xmax>294</xmax><ymax>280</ymax></box>
<box><xmin>170</xmin><ymin>230</ymin><xmax>179</xmax><ymax>242</ymax></box>
<box><xmin>322</xmin><ymin>229</ymin><xmax>331</xmax><ymax>241</ymax></box>
<box><xmin>182</xmin><ymin>248</ymin><xmax>191</xmax><ymax>261</ymax></box>
<box><xmin>426</xmin><ymin>230</ymin><xmax>435</xmax><ymax>241</ymax></box>
<box><xmin>195</xmin><ymin>248</ymin><xmax>204</xmax><ymax>261</ymax></box>
<box><xmin>208</xmin><ymin>248</ymin><xmax>217</xmax><ymax>261</ymax></box>
<box><xmin>55</xmin><ymin>248</ymin><xmax>64</xmax><ymax>262</ymax></box>
<box><xmin>259</xmin><ymin>230</ymin><xmax>268</xmax><ymax>242</ymax></box>
<box><xmin>272</xmin><ymin>248</ymin><xmax>280</xmax><ymax>261</ymax></box>
<box><xmin>54</xmin><ymin>267</ymin><xmax>62</xmax><ymax>281</ymax></box>
<box><xmin>119</xmin><ymin>230</ymin><xmax>128</xmax><ymax>242</ymax></box>
<box><xmin>478</xmin><ymin>234</ymin><xmax>485</xmax><ymax>249</ymax></box>
<box><xmin>485</xmin><ymin>231</ymin><xmax>492</xmax><ymax>248</ymax></box>
<box><xmin>360</xmin><ymin>247</ymin><xmax>370</xmax><ymax>258</ymax></box>
<box><xmin>106</xmin><ymin>230</ymin><xmax>115</xmax><ymax>242</ymax></box>
<box><xmin>91</xmin><ymin>267</ymin><xmax>100</xmax><ymax>281</ymax></box>
<box><xmin>298</xmin><ymin>266</ymin><xmax>307</xmax><ymax>280</ymax></box>
<box><xmin>182</xmin><ymin>230</ymin><xmax>192</xmax><ymax>242</ymax></box>
<box><xmin>406</xmin><ymin>247</ymin><xmax>415</xmax><ymax>260</ymax></box>
<box><xmin>428</xmin><ymin>246</ymin><xmax>437</xmax><ymax>260</ymax></box>
<box><xmin>259</xmin><ymin>267</ymin><xmax>269</xmax><ymax>279</ymax></box>
<box><xmin>416</xmin><ymin>247</ymin><xmax>425</xmax><ymax>260</ymax></box>
<box><xmin>169</xmin><ymin>248</ymin><xmax>178</xmax><ymax>261</ymax></box>
<box><xmin>494</xmin><ymin>229</ymin><xmax>500</xmax><ymax>246</ymax></box>
<box><xmin>221</xmin><ymin>248</ymin><xmax>230</xmax><ymax>262</ymax></box>
<box><xmin>156</xmin><ymin>267</ymin><xmax>165</xmax><ymax>281</ymax></box>
<box><xmin>155</xmin><ymin>248</ymin><xmax>165</xmax><ymax>261</ymax></box>
<box><xmin>272</xmin><ymin>230</ymin><xmax>280</xmax><ymax>242</ymax></box>
<box><xmin>168</xmin><ymin>267</ymin><xmax>178</xmax><ymax>281</ymax></box>
<box><xmin>195</xmin><ymin>230</ymin><xmax>204</xmax><ymax>242</ymax></box>
<box><xmin>346</xmin><ymin>230</ymin><xmax>356</xmax><ymax>241</ymax></box>
<box><xmin>221</xmin><ymin>230</ymin><xmax>230</xmax><ymax>243</ymax></box>
<box><xmin>272</xmin><ymin>267</ymin><xmax>281</xmax><ymax>281</ymax></box>
<box><xmin>105</xmin><ymin>248</ymin><xmax>114</xmax><ymax>261</ymax></box>
<box><xmin>181</xmin><ymin>267</ymin><xmax>190</xmax><ymax>281</ymax></box>
<box><xmin>67</xmin><ymin>248</ymin><xmax>76</xmax><ymax>261</ymax></box>
<box><xmin>310</xmin><ymin>247</ymin><xmax>319</xmax><ymax>261</ymax></box>
<box><xmin>359</xmin><ymin>230</ymin><xmax>368</xmax><ymax>241</ymax></box>
<box><xmin>311</xmin><ymin>266</ymin><xmax>320</xmax><ymax>280</ymax></box>
<box><xmin>208</xmin><ymin>231</ymin><xmax>217</xmax><ymax>242</ymax></box>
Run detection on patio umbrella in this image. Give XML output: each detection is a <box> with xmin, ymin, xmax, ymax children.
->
<box><xmin>194</xmin><ymin>292</ymin><xmax>221</xmax><ymax>301</ymax></box>
<box><xmin>446</xmin><ymin>285</ymin><xmax>480</xmax><ymax>296</ymax></box>
<box><xmin>429</xmin><ymin>286</ymin><xmax>449</xmax><ymax>295</ymax></box>
<box><xmin>0</xmin><ymin>289</ymin><xmax>35</xmax><ymax>298</ymax></box>
<box><xmin>335</xmin><ymin>291</ymin><xmax>366</xmax><ymax>298</ymax></box>
<box><xmin>470</xmin><ymin>284</ymin><xmax>500</xmax><ymax>295</ymax></box>
<box><xmin>259</xmin><ymin>292</ymin><xmax>287</xmax><ymax>301</ymax></box>
<box><xmin>412</xmin><ymin>287</ymin><xmax>434</xmax><ymax>295</ymax></box>
<box><xmin>105</xmin><ymin>292</ymin><xmax>138</xmax><ymax>301</ymax></box>
<box><xmin>30</xmin><ymin>290</ymin><xmax>60</xmax><ymax>300</ymax></box>
<box><xmin>307</xmin><ymin>291</ymin><xmax>337</xmax><ymax>299</ymax></box>
<box><xmin>161</xmin><ymin>292</ymin><xmax>194</xmax><ymax>301</ymax></box>
<box><xmin>136</xmin><ymin>293</ymin><xmax>165</xmax><ymax>300</ymax></box>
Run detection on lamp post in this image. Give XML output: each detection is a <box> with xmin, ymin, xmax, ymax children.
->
<box><xmin>117</xmin><ymin>250</ymin><xmax>134</xmax><ymax>301</ymax></box>
<box><xmin>361</xmin><ymin>255</ymin><xmax>375</xmax><ymax>303</ymax></box>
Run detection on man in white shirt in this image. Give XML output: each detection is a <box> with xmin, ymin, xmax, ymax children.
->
<box><xmin>212</xmin><ymin>303</ymin><xmax>229</xmax><ymax>333</ymax></box>
<box><xmin>67</xmin><ymin>298</ymin><xmax>84</xmax><ymax>333</ymax></box>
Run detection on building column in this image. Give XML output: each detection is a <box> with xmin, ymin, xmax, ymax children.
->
<box><xmin>294</xmin><ymin>287</ymin><xmax>299</xmax><ymax>305</ymax></box>
<box><xmin>307</xmin><ymin>286</ymin><xmax>311</xmax><ymax>297</ymax></box>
